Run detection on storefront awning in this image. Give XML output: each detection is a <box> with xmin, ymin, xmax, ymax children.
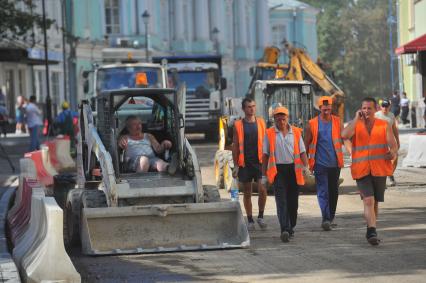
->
<box><xmin>395</xmin><ymin>34</ymin><xmax>426</xmax><ymax>55</ymax></box>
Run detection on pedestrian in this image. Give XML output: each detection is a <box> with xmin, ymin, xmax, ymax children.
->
<box><xmin>15</xmin><ymin>96</ymin><xmax>26</xmax><ymax>134</ymax></box>
<box><xmin>390</xmin><ymin>90</ymin><xmax>401</xmax><ymax>118</ymax></box>
<box><xmin>304</xmin><ymin>96</ymin><xmax>344</xmax><ymax>231</ymax></box>
<box><xmin>0</xmin><ymin>102</ymin><xmax>8</xmax><ymax>138</ymax></box>
<box><xmin>342</xmin><ymin>97</ymin><xmax>397</xmax><ymax>246</ymax></box>
<box><xmin>400</xmin><ymin>92</ymin><xmax>410</xmax><ymax>125</ymax></box>
<box><xmin>232</xmin><ymin>98</ymin><xmax>267</xmax><ymax>231</ymax></box>
<box><xmin>26</xmin><ymin>95</ymin><xmax>43</xmax><ymax>151</ymax></box>
<box><xmin>54</xmin><ymin>101</ymin><xmax>78</xmax><ymax>136</ymax></box>
<box><xmin>375</xmin><ymin>99</ymin><xmax>400</xmax><ymax>186</ymax></box>
<box><xmin>262</xmin><ymin>106</ymin><xmax>309</xmax><ymax>242</ymax></box>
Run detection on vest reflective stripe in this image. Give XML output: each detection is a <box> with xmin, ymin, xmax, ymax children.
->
<box><xmin>234</xmin><ymin>118</ymin><xmax>266</xmax><ymax>167</ymax></box>
<box><xmin>266</xmin><ymin>126</ymin><xmax>305</xmax><ymax>185</ymax></box>
<box><xmin>350</xmin><ymin>119</ymin><xmax>393</xmax><ymax>179</ymax></box>
<box><xmin>308</xmin><ymin>115</ymin><xmax>344</xmax><ymax>170</ymax></box>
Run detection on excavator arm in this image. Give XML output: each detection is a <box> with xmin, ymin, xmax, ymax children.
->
<box><xmin>285</xmin><ymin>43</ymin><xmax>345</xmax><ymax>122</ymax></box>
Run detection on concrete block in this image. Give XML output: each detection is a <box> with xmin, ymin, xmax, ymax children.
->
<box><xmin>43</xmin><ymin>140</ymin><xmax>60</xmax><ymax>171</ymax></box>
<box><xmin>40</xmin><ymin>145</ymin><xmax>58</xmax><ymax>177</ymax></box>
<box><xmin>21</xmin><ymin>197</ymin><xmax>80</xmax><ymax>283</ymax></box>
<box><xmin>402</xmin><ymin>134</ymin><xmax>426</xmax><ymax>167</ymax></box>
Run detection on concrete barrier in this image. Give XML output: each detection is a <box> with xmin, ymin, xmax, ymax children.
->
<box><xmin>402</xmin><ymin>134</ymin><xmax>426</xmax><ymax>168</ymax></box>
<box><xmin>41</xmin><ymin>144</ymin><xmax>58</xmax><ymax>177</ymax></box>
<box><xmin>7</xmin><ymin>178</ymin><xmax>41</xmax><ymax>246</ymax></box>
<box><xmin>20</xmin><ymin>197</ymin><xmax>80</xmax><ymax>283</ymax></box>
<box><xmin>12</xmin><ymin>188</ymin><xmax>45</xmax><ymax>271</ymax></box>
<box><xmin>44</xmin><ymin>140</ymin><xmax>60</xmax><ymax>171</ymax></box>
<box><xmin>0</xmin><ymin>187</ymin><xmax>21</xmax><ymax>282</ymax></box>
<box><xmin>24</xmin><ymin>151</ymin><xmax>54</xmax><ymax>187</ymax></box>
<box><xmin>55</xmin><ymin>136</ymin><xmax>75</xmax><ymax>171</ymax></box>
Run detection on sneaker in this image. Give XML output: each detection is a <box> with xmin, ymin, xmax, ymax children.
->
<box><xmin>366</xmin><ymin>227</ymin><xmax>380</xmax><ymax>246</ymax></box>
<box><xmin>247</xmin><ymin>222</ymin><xmax>256</xmax><ymax>231</ymax></box>
<box><xmin>167</xmin><ymin>153</ymin><xmax>178</xmax><ymax>175</ymax></box>
<box><xmin>389</xmin><ymin>176</ymin><xmax>396</xmax><ymax>187</ymax></box>
<box><xmin>321</xmin><ymin>221</ymin><xmax>331</xmax><ymax>231</ymax></box>
<box><xmin>256</xmin><ymin>217</ymin><xmax>267</xmax><ymax>230</ymax></box>
<box><xmin>280</xmin><ymin>231</ymin><xmax>290</xmax><ymax>242</ymax></box>
<box><xmin>330</xmin><ymin>220</ymin><xmax>337</xmax><ymax>228</ymax></box>
<box><xmin>289</xmin><ymin>230</ymin><xmax>295</xmax><ymax>238</ymax></box>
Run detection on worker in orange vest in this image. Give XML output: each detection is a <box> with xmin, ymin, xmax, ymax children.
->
<box><xmin>342</xmin><ymin>97</ymin><xmax>398</xmax><ymax>246</ymax></box>
<box><xmin>304</xmin><ymin>96</ymin><xmax>344</xmax><ymax>231</ymax></box>
<box><xmin>232</xmin><ymin>98</ymin><xmax>267</xmax><ymax>231</ymax></box>
<box><xmin>261</xmin><ymin>106</ymin><xmax>309</xmax><ymax>242</ymax></box>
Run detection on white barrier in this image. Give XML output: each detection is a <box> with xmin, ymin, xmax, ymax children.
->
<box><xmin>20</xmin><ymin>197</ymin><xmax>80</xmax><ymax>283</ymax></box>
<box><xmin>55</xmin><ymin>138</ymin><xmax>76</xmax><ymax>170</ymax></box>
<box><xmin>402</xmin><ymin>135</ymin><xmax>426</xmax><ymax>168</ymax></box>
<box><xmin>40</xmin><ymin>145</ymin><xmax>58</xmax><ymax>176</ymax></box>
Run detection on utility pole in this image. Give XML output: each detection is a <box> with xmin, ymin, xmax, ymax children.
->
<box><xmin>41</xmin><ymin>0</ymin><xmax>52</xmax><ymax>135</ymax></box>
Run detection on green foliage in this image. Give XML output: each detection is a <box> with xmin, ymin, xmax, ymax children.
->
<box><xmin>0</xmin><ymin>0</ymin><xmax>54</xmax><ymax>41</ymax></box>
<box><xmin>302</xmin><ymin>0</ymin><xmax>398</xmax><ymax>117</ymax></box>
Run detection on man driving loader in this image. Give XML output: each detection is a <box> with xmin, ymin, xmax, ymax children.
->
<box><xmin>118</xmin><ymin>115</ymin><xmax>177</xmax><ymax>174</ymax></box>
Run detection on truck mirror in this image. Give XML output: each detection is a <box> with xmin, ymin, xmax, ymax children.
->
<box><xmin>249</xmin><ymin>67</ymin><xmax>254</xmax><ymax>76</ymax></box>
<box><xmin>82</xmin><ymin>70</ymin><xmax>90</xmax><ymax>79</ymax></box>
<box><xmin>221</xmin><ymin>77</ymin><xmax>227</xmax><ymax>90</ymax></box>
<box><xmin>83</xmin><ymin>80</ymin><xmax>89</xmax><ymax>94</ymax></box>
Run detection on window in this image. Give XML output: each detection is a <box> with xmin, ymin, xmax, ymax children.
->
<box><xmin>272</xmin><ymin>24</ymin><xmax>287</xmax><ymax>47</ymax></box>
<box><xmin>51</xmin><ymin>72</ymin><xmax>60</xmax><ymax>107</ymax></box>
<box><xmin>105</xmin><ymin>0</ymin><xmax>120</xmax><ymax>34</ymax></box>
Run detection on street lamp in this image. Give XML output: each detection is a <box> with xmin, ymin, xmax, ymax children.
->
<box><xmin>142</xmin><ymin>10</ymin><xmax>150</xmax><ymax>62</ymax></box>
<box><xmin>212</xmin><ymin>27</ymin><xmax>220</xmax><ymax>55</ymax></box>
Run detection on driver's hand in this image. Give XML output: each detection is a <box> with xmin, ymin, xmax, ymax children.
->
<box><xmin>118</xmin><ymin>135</ymin><xmax>128</xmax><ymax>149</ymax></box>
<box><xmin>162</xmin><ymin>140</ymin><xmax>172</xmax><ymax>150</ymax></box>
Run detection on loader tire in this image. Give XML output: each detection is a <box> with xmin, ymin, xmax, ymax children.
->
<box><xmin>64</xmin><ymin>188</ymin><xmax>83</xmax><ymax>248</ymax></box>
<box><xmin>215</xmin><ymin>150</ymin><xmax>233</xmax><ymax>190</ymax></box>
<box><xmin>203</xmin><ymin>185</ymin><xmax>221</xmax><ymax>202</ymax></box>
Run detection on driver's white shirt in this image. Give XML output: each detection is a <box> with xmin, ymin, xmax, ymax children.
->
<box><xmin>125</xmin><ymin>135</ymin><xmax>156</xmax><ymax>162</ymax></box>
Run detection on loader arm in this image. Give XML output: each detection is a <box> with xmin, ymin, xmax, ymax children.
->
<box><xmin>285</xmin><ymin>44</ymin><xmax>345</xmax><ymax>122</ymax></box>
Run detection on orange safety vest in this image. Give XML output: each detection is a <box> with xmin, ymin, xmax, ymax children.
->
<box><xmin>234</xmin><ymin>117</ymin><xmax>266</xmax><ymax>167</ymax></box>
<box><xmin>266</xmin><ymin>126</ymin><xmax>305</xmax><ymax>185</ymax></box>
<box><xmin>351</xmin><ymin>119</ymin><xmax>393</xmax><ymax>179</ymax></box>
<box><xmin>308</xmin><ymin>115</ymin><xmax>344</xmax><ymax>170</ymax></box>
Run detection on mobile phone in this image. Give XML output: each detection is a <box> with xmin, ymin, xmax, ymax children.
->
<box><xmin>358</xmin><ymin>111</ymin><xmax>364</xmax><ymax>119</ymax></box>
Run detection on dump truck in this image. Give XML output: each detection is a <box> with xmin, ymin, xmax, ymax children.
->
<box><xmin>64</xmin><ymin>87</ymin><xmax>249</xmax><ymax>255</ymax></box>
<box><xmin>152</xmin><ymin>55</ymin><xmax>227</xmax><ymax>140</ymax></box>
<box><xmin>82</xmin><ymin>60</ymin><xmax>167</xmax><ymax>97</ymax></box>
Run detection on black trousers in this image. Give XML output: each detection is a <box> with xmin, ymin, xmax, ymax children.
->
<box><xmin>273</xmin><ymin>164</ymin><xmax>299</xmax><ymax>233</ymax></box>
<box><xmin>401</xmin><ymin>106</ymin><xmax>409</xmax><ymax>124</ymax></box>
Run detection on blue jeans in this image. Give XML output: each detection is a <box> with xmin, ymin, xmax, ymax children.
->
<box><xmin>29</xmin><ymin>126</ymin><xmax>41</xmax><ymax>151</ymax></box>
<box><xmin>314</xmin><ymin>164</ymin><xmax>341</xmax><ymax>222</ymax></box>
<box><xmin>273</xmin><ymin>164</ymin><xmax>299</xmax><ymax>233</ymax></box>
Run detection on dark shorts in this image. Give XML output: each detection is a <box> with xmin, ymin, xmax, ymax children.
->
<box><xmin>238</xmin><ymin>162</ymin><xmax>262</xmax><ymax>183</ymax></box>
<box><xmin>356</xmin><ymin>175</ymin><xmax>387</xmax><ymax>202</ymax></box>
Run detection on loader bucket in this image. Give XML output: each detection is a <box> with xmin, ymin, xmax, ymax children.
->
<box><xmin>80</xmin><ymin>201</ymin><xmax>249</xmax><ymax>255</ymax></box>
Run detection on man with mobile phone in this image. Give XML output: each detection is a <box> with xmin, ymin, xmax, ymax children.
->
<box><xmin>342</xmin><ymin>97</ymin><xmax>398</xmax><ymax>246</ymax></box>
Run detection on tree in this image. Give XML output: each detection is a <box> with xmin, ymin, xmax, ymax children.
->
<box><xmin>0</xmin><ymin>0</ymin><xmax>54</xmax><ymax>41</ymax></box>
<box><xmin>302</xmin><ymin>0</ymin><xmax>397</xmax><ymax>117</ymax></box>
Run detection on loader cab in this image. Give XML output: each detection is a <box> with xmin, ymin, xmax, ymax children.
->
<box><xmin>95</xmin><ymin>88</ymin><xmax>187</xmax><ymax>177</ymax></box>
<box><xmin>249</xmin><ymin>80</ymin><xmax>314</xmax><ymax>129</ymax></box>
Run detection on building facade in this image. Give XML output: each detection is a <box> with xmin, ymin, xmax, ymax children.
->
<box><xmin>396</xmin><ymin>0</ymin><xmax>426</xmax><ymax>128</ymax></box>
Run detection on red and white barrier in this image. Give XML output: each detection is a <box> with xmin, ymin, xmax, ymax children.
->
<box><xmin>55</xmin><ymin>136</ymin><xmax>76</xmax><ymax>170</ymax></box>
<box><xmin>24</xmin><ymin>151</ymin><xmax>54</xmax><ymax>187</ymax></box>
<box><xmin>41</xmin><ymin>144</ymin><xmax>58</xmax><ymax>176</ymax></box>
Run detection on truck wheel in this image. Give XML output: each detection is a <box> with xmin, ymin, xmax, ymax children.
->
<box><xmin>203</xmin><ymin>185</ymin><xmax>221</xmax><ymax>202</ymax></box>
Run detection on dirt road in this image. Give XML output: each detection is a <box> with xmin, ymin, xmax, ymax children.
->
<box><xmin>71</xmin><ymin>137</ymin><xmax>426</xmax><ymax>283</ymax></box>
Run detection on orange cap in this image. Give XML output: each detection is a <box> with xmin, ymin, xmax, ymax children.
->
<box><xmin>319</xmin><ymin>96</ymin><xmax>333</xmax><ymax>106</ymax></box>
<box><xmin>273</xmin><ymin>106</ymin><xmax>289</xmax><ymax>116</ymax></box>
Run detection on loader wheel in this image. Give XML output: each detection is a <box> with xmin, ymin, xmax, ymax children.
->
<box><xmin>214</xmin><ymin>150</ymin><xmax>233</xmax><ymax>190</ymax></box>
<box><xmin>203</xmin><ymin>185</ymin><xmax>221</xmax><ymax>202</ymax></box>
<box><xmin>64</xmin><ymin>201</ymin><xmax>80</xmax><ymax>248</ymax></box>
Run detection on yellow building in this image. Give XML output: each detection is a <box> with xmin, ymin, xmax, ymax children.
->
<box><xmin>396</xmin><ymin>0</ymin><xmax>426</xmax><ymax>127</ymax></box>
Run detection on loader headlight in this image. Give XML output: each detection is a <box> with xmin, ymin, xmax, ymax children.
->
<box><xmin>302</xmin><ymin>85</ymin><xmax>311</xmax><ymax>95</ymax></box>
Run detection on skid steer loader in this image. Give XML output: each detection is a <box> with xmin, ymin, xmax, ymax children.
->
<box><xmin>65</xmin><ymin>87</ymin><xmax>249</xmax><ymax>255</ymax></box>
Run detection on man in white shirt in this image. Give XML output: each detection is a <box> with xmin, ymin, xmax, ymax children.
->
<box><xmin>26</xmin><ymin>96</ymin><xmax>43</xmax><ymax>151</ymax></box>
<box><xmin>375</xmin><ymin>99</ymin><xmax>400</xmax><ymax>186</ymax></box>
